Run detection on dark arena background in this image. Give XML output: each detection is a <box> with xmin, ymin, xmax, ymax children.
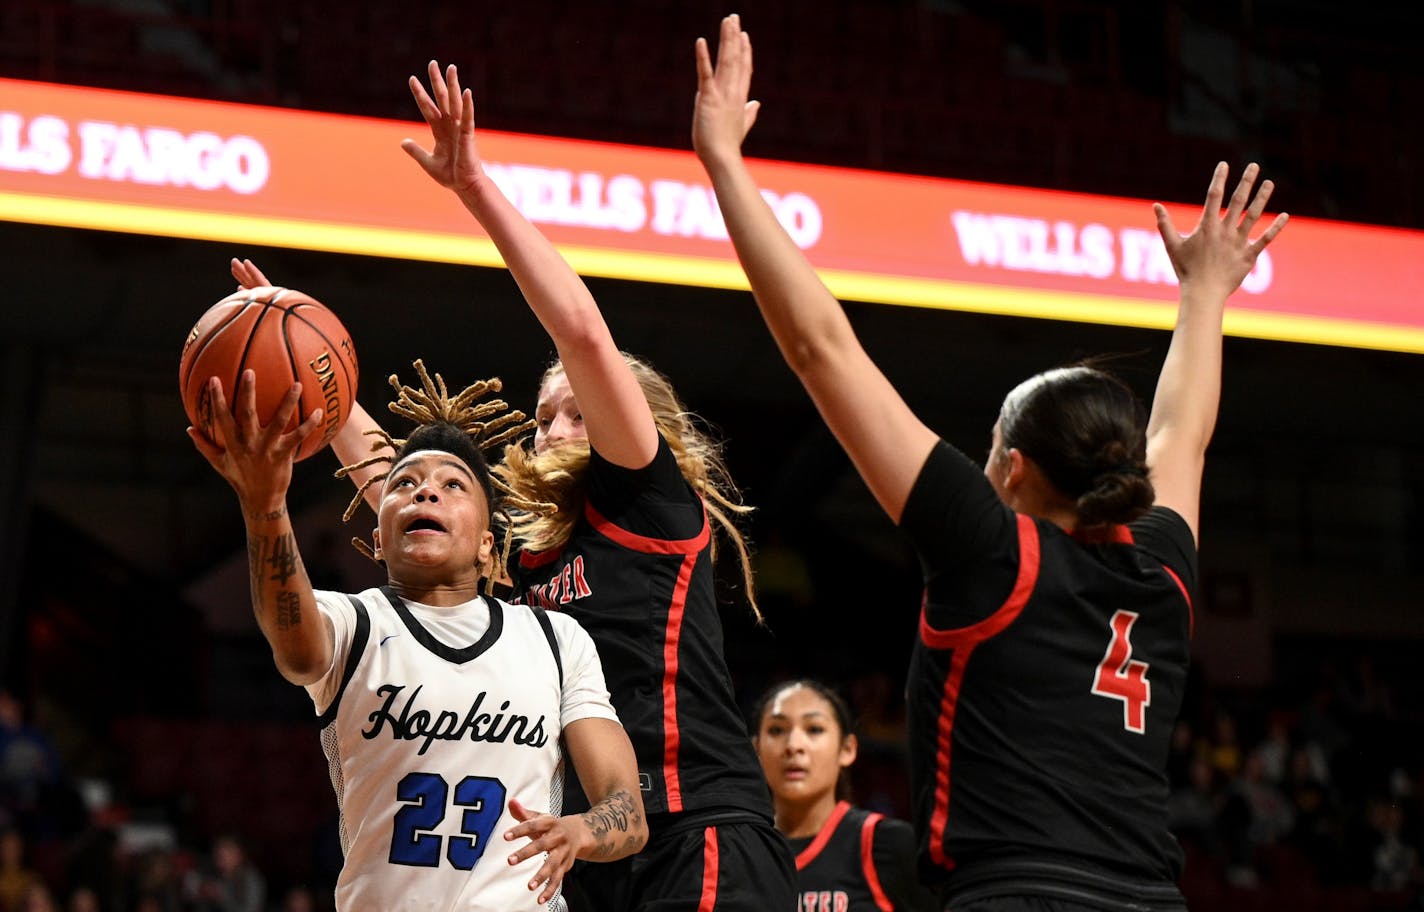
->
<box><xmin>1</xmin><ymin>2</ymin><xmax>1421</xmax><ymax>910</ymax></box>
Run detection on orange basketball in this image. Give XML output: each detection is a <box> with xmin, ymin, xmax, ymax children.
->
<box><xmin>179</xmin><ymin>286</ymin><xmax>359</xmax><ymax>462</ymax></box>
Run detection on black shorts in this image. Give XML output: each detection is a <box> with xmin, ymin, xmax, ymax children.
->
<box><xmin>565</xmin><ymin>818</ymin><xmax>796</xmax><ymax>912</ymax></box>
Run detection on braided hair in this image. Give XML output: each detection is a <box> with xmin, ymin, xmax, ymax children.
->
<box><xmin>335</xmin><ymin>360</ymin><xmax>551</xmax><ymax>588</ymax></box>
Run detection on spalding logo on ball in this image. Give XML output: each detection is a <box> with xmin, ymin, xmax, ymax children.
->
<box><xmin>180</xmin><ymin>286</ymin><xmax>358</xmax><ymax>462</ymax></box>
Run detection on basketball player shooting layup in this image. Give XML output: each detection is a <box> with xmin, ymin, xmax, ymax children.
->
<box><xmin>186</xmin><ymin>365</ymin><xmax>646</xmax><ymax>911</ymax></box>
<box><xmin>693</xmin><ymin>14</ymin><xmax>1286</xmax><ymax>912</ymax></box>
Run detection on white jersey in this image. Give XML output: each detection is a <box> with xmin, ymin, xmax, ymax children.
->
<box><xmin>307</xmin><ymin>586</ymin><xmax>618</xmax><ymax>912</ymax></box>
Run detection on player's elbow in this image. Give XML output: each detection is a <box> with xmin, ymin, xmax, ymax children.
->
<box><xmin>271</xmin><ymin>644</ymin><xmax>329</xmax><ymax>687</ymax></box>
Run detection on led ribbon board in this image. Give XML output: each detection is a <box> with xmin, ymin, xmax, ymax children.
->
<box><xmin>3</xmin><ymin>77</ymin><xmax>1422</xmax><ymax>353</ymax></box>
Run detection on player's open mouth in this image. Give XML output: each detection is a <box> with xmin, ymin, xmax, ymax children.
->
<box><xmin>405</xmin><ymin>517</ymin><xmax>447</xmax><ymax>534</ymax></box>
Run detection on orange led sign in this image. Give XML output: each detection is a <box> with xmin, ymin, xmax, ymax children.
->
<box><xmin>2</xmin><ymin>76</ymin><xmax>1421</xmax><ymax>353</ymax></box>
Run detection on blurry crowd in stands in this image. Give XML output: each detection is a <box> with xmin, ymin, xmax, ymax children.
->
<box><xmin>3</xmin><ymin>648</ymin><xmax>1421</xmax><ymax>912</ymax></box>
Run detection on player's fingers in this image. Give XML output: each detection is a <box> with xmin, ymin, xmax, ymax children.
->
<box><xmin>399</xmin><ymin>138</ymin><xmax>435</xmax><ymax>171</ymax></box>
<box><xmin>446</xmin><ymin>64</ymin><xmax>463</xmax><ymax>117</ymax></box>
<box><xmin>507</xmin><ymin>798</ymin><xmax>534</xmax><ymax>823</ymax></box>
<box><xmin>427</xmin><ymin>59</ymin><xmax>448</xmax><ymax>112</ymax></box>
<box><xmin>461</xmin><ymin>89</ymin><xmax>476</xmax><ymax>138</ymax></box>
<box><xmin>280</xmin><ymin>407</ymin><xmax>324</xmax><ymax>458</ymax></box>
<box><xmin>1153</xmin><ymin>203</ymin><xmax>1181</xmax><ymax>253</ymax></box>
<box><xmin>1241</xmin><ymin>178</ymin><xmax>1274</xmax><ymax>232</ymax></box>
<box><xmin>1251</xmin><ymin>211</ymin><xmax>1290</xmax><ymax>254</ymax></box>
<box><xmin>1225</xmin><ymin>162</ymin><xmax>1258</xmax><ymax>224</ymax></box>
<box><xmin>695</xmin><ymin>37</ymin><xmax>714</xmax><ymax>84</ymax></box>
<box><xmin>1202</xmin><ymin>161</ymin><xmax>1228</xmax><ymax>220</ymax></box>
<box><xmin>262</xmin><ymin>383</ymin><xmax>303</xmax><ymax>448</ymax></box>
<box><xmin>208</xmin><ymin>377</ymin><xmax>242</xmax><ymax>446</ymax></box>
<box><xmin>534</xmin><ymin>861</ymin><xmax>567</xmax><ymax>904</ymax></box>
<box><xmin>187</xmin><ymin>426</ymin><xmax>226</xmax><ymax>468</ymax></box>
<box><xmin>408</xmin><ymin>74</ymin><xmax>440</xmax><ymax>125</ymax></box>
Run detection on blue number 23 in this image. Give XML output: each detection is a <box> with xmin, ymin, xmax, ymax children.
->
<box><xmin>389</xmin><ymin>772</ymin><xmax>507</xmax><ymax>870</ymax></box>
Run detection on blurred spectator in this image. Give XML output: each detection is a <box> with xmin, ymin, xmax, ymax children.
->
<box><xmin>1252</xmin><ymin>710</ymin><xmax>1294</xmax><ymax>785</ymax></box>
<box><xmin>1167</xmin><ymin>754</ymin><xmax>1225</xmax><ymax>860</ymax></box>
<box><xmin>0</xmin><ymin>829</ymin><xmax>43</xmax><ymax>912</ymax></box>
<box><xmin>63</xmin><ymin>886</ymin><xmax>99</xmax><ymax>912</ymax></box>
<box><xmin>273</xmin><ymin>884</ymin><xmax>317</xmax><ymax>912</ymax></box>
<box><xmin>184</xmin><ymin>835</ymin><xmax>264</xmax><ymax>912</ymax></box>
<box><xmin>0</xmin><ymin>693</ymin><xmax>62</xmax><ymax>828</ymax></box>
<box><xmin>20</xmin><ymin>882</ymin><xmax>58</xmax><ymax>912</ymax></box>
<box><xmin>1165</xmin><ymin>719</ymin><xmax>1197</xmax><ymax>791</ymax></box>
<box><xmin>1208</xmin><ymin>712</ymin><xmax>1243</xmax><ymax>781</ymax></box>
<box><xmin>1366</xmin><ymin>799</ymin><xmax>1419</xmax><ymax>892</ymax></box>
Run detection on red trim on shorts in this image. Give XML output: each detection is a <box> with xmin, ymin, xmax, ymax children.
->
<box><xmin>859</xmin><ymin>813</ymin><xmax>894</xmax><ymax>912</ymax></box>
<box><xmin>585</xmin><ymin>502</ymin><xmax>710</xmax><ymax>554</ymax></box>
<box><xmin>1161</xmin><ymin>563</ymin><xmax>1194</xmax><ymax>638</ymax></box>
<box><xmin>921</xmin><ymin>513</ymin><xmax>1041</xmax><ymax>870</ymax></box>
<box><xmin>794</xmin><ymin>800</ymin><xmax>851</xmax><ymax>870</ymax></box>
<box><xmin>696</xmin><ymin>826</ymin><xmax>719</xmax><ymax>912</ymax></box>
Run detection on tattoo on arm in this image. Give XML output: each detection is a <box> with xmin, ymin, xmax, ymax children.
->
<box><xmin>247</xmin><ymin>506</ymin><xmax>287</xmax><ymax>522</ymax></box>
<box><xmin>276</xmin><ymin>591</ymin><xmax>302</xmax><ymax>630</ymax></box>
<box><xmin>266</xmin><ymin>533</ymin><xmax>300</xmax><ymax>584</ymax></box>
<box><xmin>580</xmin><ymin>789</ymin><xmax>641</xmax><ymax>859</ymax></box>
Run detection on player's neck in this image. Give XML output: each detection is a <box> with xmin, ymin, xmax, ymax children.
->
<box><xmin>386</xmin><ymin>577</ymin><xmax>483</xmax><ymax>608</ymax></box>
<box><xmin>776</xmin><ymin>793</ymin><xmax>840</xmax><ymax>840</ymax></box>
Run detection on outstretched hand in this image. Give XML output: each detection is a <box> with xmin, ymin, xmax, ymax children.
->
<box><xmin>503</xmin><ymin>797</ymin><xmax>590</xmax><ymax>905</ymax></box>
<box><xmin>1154</xmin><ymin>162</ymin><xmax>1289</xmax><ymax>299</ymax></box>
<box><xmin>402</xmin><ymin>60</ymin><xmax>484</xmax><ymax>195</ymax></box>
<box><xmin>692</xmin><ymin>14</ymin><xmax>761</xmax><ymax>165</ymax></box>
<box><xmin>187</xmin><ymin>371</ymin><xmax>325</xmax><ymax>520</ymax></box>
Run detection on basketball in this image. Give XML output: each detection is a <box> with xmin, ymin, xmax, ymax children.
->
<box><xmin>179</xmin><ymin>286</ymin><xmax>359</xmax><ymax>463</ymax></box>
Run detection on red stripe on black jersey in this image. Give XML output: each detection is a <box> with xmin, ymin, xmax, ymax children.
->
<box><xmin>921</xmin><ymin>513</ymin><xmax>1041</xmax><ymax>869</ymax></box>
<box><xmin>697</xmin><ymin>827</ymin><xmax>720</xmax><ymax>912</ymax></box>
<box><xmin>1160</xmin><ymin>564</ymin><xmax>1193</xmax><ymax>637</ymax></box>
<box><xmin>858</xmin><ymin>812</ymin><xmax>893</xmax><ymax>912</ymax></box>
<box><xmin>587</xmin><ymin>501</ymin><xmax>709</xmax><ymax>813</ymax></box>
<box><xmin>586</xmin><ymin>502</ymin><xmax>709</xmax><ymax>555</ymax></box>
<box><xmin>796</xmin><ymin>800</ymin><xmax>853</xmax><ymax>870</ymax></box>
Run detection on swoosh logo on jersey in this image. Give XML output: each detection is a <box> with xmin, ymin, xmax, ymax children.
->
<box><xmin>379</xmin><ymin>634</ymin><xmax>400</xmax><ymax>647</ymax></box>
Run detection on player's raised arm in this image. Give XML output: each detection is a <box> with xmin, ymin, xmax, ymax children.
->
<box><xmin>692</xmin><ymin>16</ymin><xmax>937</xmax><ymax>522</ymax></box>
<box><xmin>402</xmin><ymin>61</ymin><xmax>657</xmax><ymax>470</ymax></box>
<box><xmin>1146</xmin><ymin>163</ymin><xmax>1288</xmax><ymax>541</ymax></box>
<box><xmin>231</xmin><ymin>258</ymin><xmax>392</xmax><ymax>515</ymax></box>
<box><xmin>187</xmin><ymin>371</ymin><xmax>335</xmax><ymax>685</ymax></box>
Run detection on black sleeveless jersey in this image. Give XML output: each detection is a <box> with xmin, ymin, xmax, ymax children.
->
<box><xmin>899</xmin><ymin>441</ymin><xmax>1195</xmax><ymax>911</ymax></box>
<box><xmin>509</xmin><ymin>436</ymin><xmax>771</xmax><ymax>821</ymax></box>
<box><xmin>786</xmin><ymin>802</ymin><xmax>939</xmax><ymax>912</ymax></box>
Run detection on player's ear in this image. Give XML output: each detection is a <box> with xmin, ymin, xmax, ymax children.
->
<box><xmin>475</xmin><ymin>529</ymin><xmax>495</xmax><ymax>574</ymax></box>
<box><xmin>371</xmin><ymin>528</ymin><xmax>383</xmax><ymax>561</ymax></box>
<box><xmin>1004</xmin><ymin>448</ymin><xmax>1027</xmax><ymax>491</ymax></box>
<box><xmin>839</xmin><ymin>732</ymin><xmax>859</xmax><ymax>769</ymax></box>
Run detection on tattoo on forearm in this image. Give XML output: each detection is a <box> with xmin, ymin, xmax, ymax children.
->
<box><xmin>582</xmin><ymin>789</ymin><xmax>641</xmax><ymax>859</ymax></box>
<box><xmin>247</xmin><ymin>535</ymin><xmax>263</xmax><ymax>594</ymax></box>
<box><xmin>247</xmin><ymin>506</ymin><xmax>286</xmax><ymax>523</ymax></box>
<box><xmin>276</xmin><ymin>591</ymin><xmax>302</xmax><ymax>630</ymax></box>
<box><xmin>266</xmin><ymin>533</ymin><xmax>300</xmax><ymax>584</ymax></box>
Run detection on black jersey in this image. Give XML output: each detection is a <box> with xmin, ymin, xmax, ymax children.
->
<box><xmin>899</xmin><ymin>441</ymin><xmax>1195</xmax><ymax>911</ymax></box>
<box><xmin>510</xmin><ymin>436</ymin><xmax>771</xmax><ymax>821</ymax></box>
<box><xmin>786</xmin><ymin>802</ymin><xmax>939</xmax><ymax>912</ymax></box>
